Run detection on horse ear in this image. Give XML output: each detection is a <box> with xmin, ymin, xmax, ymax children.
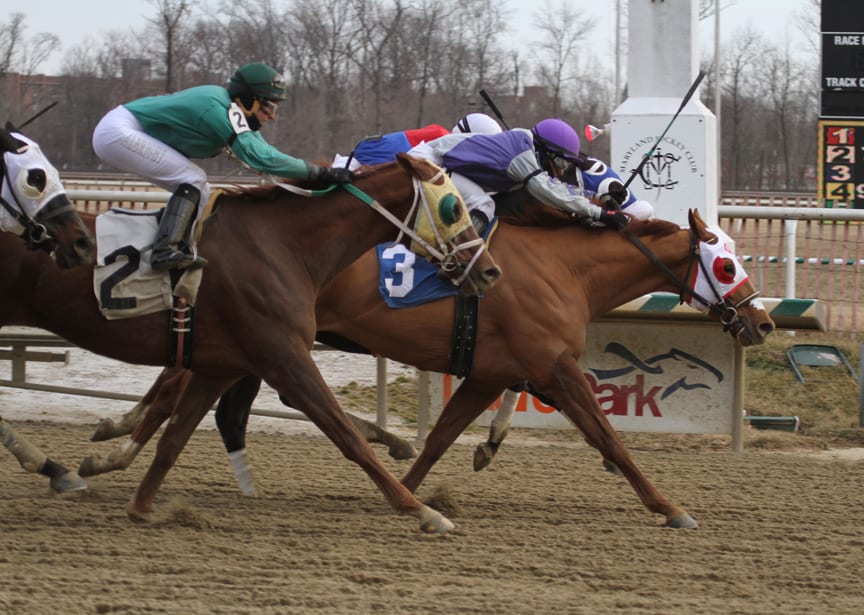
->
<box><xmin>0</xmin><ymin>125</ymin><xmax>19</xmax><ymax>152</ymax></box>
<box><xmin>690</xmin><ymin>209</ymin><xmax>717</xmax><ymax>243</ymax></box>
<box><xmin>395</xmin><ymin>152</ymin><xmax>413</xmax><ymax>174</ymax></box>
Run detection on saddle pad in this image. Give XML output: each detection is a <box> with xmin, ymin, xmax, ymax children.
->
<box><xmin>377</xmin><ymin>218</ymin><xmax>496</xmax><ymax>308</ymax></box>
<box><xmin>93</xmin><ymin>208</ymin><xmax>202</xmax><ymax>320</ymax></box>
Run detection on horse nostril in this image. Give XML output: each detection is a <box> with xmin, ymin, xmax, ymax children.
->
<box><xmin>485</xmin><ymin>266</ymin><xmax>502</xmax><ymax>282</ymax></box>
<box><xmin>760</xmin><ymin>322</ymin><xmax>775</xmax><ymax>336</ymax></box>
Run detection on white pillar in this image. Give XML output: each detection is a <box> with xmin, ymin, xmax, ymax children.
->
<box><xmin>610</xmin><ymin>0</ymin><xmax>718</xmax><ymax>227</ymax></box>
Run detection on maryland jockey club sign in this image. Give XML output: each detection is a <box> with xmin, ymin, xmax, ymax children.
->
<box><xmin>610</xmin><ymin>113</ymin><xmax>714</xmax><ymax>227</ymax></box>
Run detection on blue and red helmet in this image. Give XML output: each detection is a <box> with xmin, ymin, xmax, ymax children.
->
<box><xmin>532</xmin><ymin>118</ymin><xmax>581</xmax><ymax>164</ymax></box>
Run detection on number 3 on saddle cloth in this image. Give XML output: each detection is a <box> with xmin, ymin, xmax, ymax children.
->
<box><xmin>377</xmin><ymin>218</ymin><xmax>497</xmax><ymax>308</ymax></box>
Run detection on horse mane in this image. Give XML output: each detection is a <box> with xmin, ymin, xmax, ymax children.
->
<box><xmin>493</xmin><ymin>188</ymin><xmax>683</xmax><ymax>240</ymax></box>
<box><xmin>494</xmin><ymin>189</ymin><xmax>577</xmax><ymax>228</ymax></box>
<box><xmin>218</xmin><ymin>160</ymin><xmax>399</xmax><ymax>202</ymax></box>
<box><xmin>626</xmin><ymin>217</ymin><xmax>681</xmax><ymax>238</ymax></box>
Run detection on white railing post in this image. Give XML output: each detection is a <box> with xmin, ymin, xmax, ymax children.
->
<box><xmin>784</xmin><ymin>219</ymin><xmax>798</xmax><ymax>298</ymax></box>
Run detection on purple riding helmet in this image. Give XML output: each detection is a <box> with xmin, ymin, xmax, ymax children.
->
<box><xmin>531</xmin><ymin>118</ymin><xmax>582</xmax><ymax>175</ymax></box>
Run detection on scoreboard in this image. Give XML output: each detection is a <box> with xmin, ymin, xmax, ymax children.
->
<box><xmin>819</xmin><ymin>120</ymin><xmax>864</xmax><ymax>208</ymax></box>
<box><xmin>821</xmin><ymin>2</ymin><xmax>864</xmax><ymax>207</ymax></box>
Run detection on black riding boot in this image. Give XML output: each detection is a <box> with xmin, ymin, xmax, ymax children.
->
<box><xmin>470</xmin><ymin>209</ymin><xmax>490</xmax><ymax>235</ymax></box>
<box><xmin>150</xmin><ymin>184</ymin><xmax>208</xmax><ymax>271</ymax></box>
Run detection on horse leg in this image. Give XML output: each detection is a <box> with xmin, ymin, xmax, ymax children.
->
<box><xmin>215</xmin><ymin>374</ymin><xmax>262</xmax><ymax>496</ymax></box>
<box><xmin>0</xmin><ymin>418</ymin><xmax>87</xmax><ymax>492</ymax></box>
<box><xmin>540</xmin><ymin>355</ymin><xmax>697</xmax><ymax>529</ymax></box>
<box><xmin>347</xmin><ymin>415</ymin><xmax>417</xmax><ymax>461</ymax></box>
<box><xmin>402</xmin><ymin>380</ymin><xmax>504</xmax><ymax>493</ymax></box>
<box><xmin>472</xmin><ymin>386</ymin><xmax>623</xmax><ymax>476</ymax></box>
<box><xmin>275</xmin><ymin>393</ymin><xmax>416</xmax><ymax>460</ymax></box>
<box><xmin>127</xmin><ymin>373</ymin><xmax>228</xmax><ymax>522</ymax></box>
<box><xmin>91</xmin><ymin>367</ymin><xmax>185</xmax><ymax>441</ymax></box>
<box><xmin>473</xmin><ymin>387</ymin><xmax>518</xmax><ymax>471</ymax></box>
<box><xmin>79</xmin><ymin>369</ymin><xmax>192</xmax><ymax>477</ymax></box>
<box><xmin>267</xmin><ymin>348</ymin><xmax>453</xmax><ymax>533</ymax></box>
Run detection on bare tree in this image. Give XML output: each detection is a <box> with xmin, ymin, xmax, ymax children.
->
<box><xmin>351</xmin><ymin>0</ymin><xmax>406</xmax><ymax>133</ymax></box>
<box><xmin>218</xmin><ymin>0</ymin><xmax>290</xmax><ymax>69</ymax></box>
<box><xmin>721</xmin><ymin>27</ymin><xmax>767</xmax><ymax>188</ymax></box>
<box><xmin>146</xmin><ymin>0</ymin><xmax>195</xmax><ymax>91</ymax></box>
<box><xmin>0</xmin><ymin>13</ymin><xmax>60</xmax><ymax>74</ymax></box>
<box><xmin>285</xmin><ymin>0</ymin><xmax>360</xmax><ymax>154</ymax></box>
<box><xmin>528</xmin><ymin>0</ymin><xmax>596</xmax><ymax>116</ymax></box>
<box><xmin>401</xmin><ymin>0</ymin><xmax>456</xmax><ymax>128</ymax></box>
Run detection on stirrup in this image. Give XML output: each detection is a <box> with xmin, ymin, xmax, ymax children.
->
<box><xmin>151</xmin><ymin>251</ymin><xmax>208</xmax><ymax>271</ymax></box>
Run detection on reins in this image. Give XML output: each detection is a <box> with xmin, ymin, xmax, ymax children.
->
<box><xmin>276</xmin><ymin>171</ymin><xmax>486</xmax><ymax>287</ymax></box>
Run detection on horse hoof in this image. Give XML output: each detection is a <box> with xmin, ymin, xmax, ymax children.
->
<box><xmin>51</xmin><ymin>471</ymin><xmax>87</xmax><ymax>493</ymax></box>
<box><xmin>90</xmin><ymin>419</ymin><xmax>116</xmax><ymax>442</ymax></box>
<box><xmin>473</xmin><ymin>443</ymin><xmax>493</xmax><ymax>471</ymax></box>
<box><xmin>602</xmin><ymin>459</ymin><xmax>623</xmax><ymax>476</ymax></box>
<box><xmin>126</xmin><ymin>500</ymin><xmax>154</xmax><ymax>523</ymax></box>
<box><xmin>417</xmin><ymin>505</ymin><xmax>455</xmax><ymax>534</ymax></box>
<box><xmin>77</xmin><ymin>456</ymin><xmax>100</xmax><ymax>477</ymax></box>
<box><xmin>388</xmin><ymin>441</ymin><xmax>418</xmax><ymax>460</ymax></box>
<box><xmin>665</xmin><ymin>513</ymin><xmax>698</xmax><ymax>529</ymax></box>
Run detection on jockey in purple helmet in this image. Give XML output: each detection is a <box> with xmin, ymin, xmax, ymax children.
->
<box><xmin>408</xmin><ymin>117</ymin><xmax>630</xmax><ymax>234</ymax></box>
<box><xmin>531</xmin><ymin>119</ymin><xmax>654</xmax><ymax>221</ymax></box>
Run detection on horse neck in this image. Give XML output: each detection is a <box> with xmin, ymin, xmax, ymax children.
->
<box><xmin>218</xmin><ymin>172</ymin><xmax>418</xmax><ymax>288</ymax></box>
<box><xmin>578</xmin><ymin>226</ymin><xmax>693</xmax><ymax>317</ymax></box>
<box><xmin>0</xmin><ymin>233</ymin><xmax>91</xmax><ymax>328</ymax></box>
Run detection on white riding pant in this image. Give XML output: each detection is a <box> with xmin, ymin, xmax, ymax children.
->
<box><xmin>449</xmin><ymin>173</ymin><xmax>496</xmax><ymax>222</ymax></box>
<box><xmin>624</xmin><ymin>198</ymin><xmax>654</xmax><ymax>220</ymax></box>
<box><xmin>92</xmin><ymin>106</ymin><xmax>211</xmax><ymax>214</ymax></box>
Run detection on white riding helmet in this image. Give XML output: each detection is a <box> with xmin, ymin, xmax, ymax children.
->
<box><xmin>452</xmin><ymin>113</ymin><xmax>503</xmax><ymax>135</ymax></box>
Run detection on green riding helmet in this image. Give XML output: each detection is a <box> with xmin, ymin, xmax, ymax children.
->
<box><xmin>227</xmin><ymin>63</ymin><xmax>287</xmax><ymax>101</ymax></box>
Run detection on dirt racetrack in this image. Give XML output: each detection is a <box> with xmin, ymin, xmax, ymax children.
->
<box><xmin>2</xmin><ymin>420</ymin><xmax>863</xmax><ymax>615</ymax></box>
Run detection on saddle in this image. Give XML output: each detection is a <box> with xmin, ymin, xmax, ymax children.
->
<box><xmin>92</xmin><ymin>191</ymin><xmax>221</xmax><ymax>367</ymax></box>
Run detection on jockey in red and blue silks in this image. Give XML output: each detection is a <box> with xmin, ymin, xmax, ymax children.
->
<box><xmin>408</xmin><ymin>117</ymin><xmax>634</xmax><ymax>233</ymax></box>
<box><xmin>347</xmin><ymin>124</ymin><xmax>451</xmax><ymax>166</ymax></box>
<box><xmin>335</xmin><ymin>112</ymin><xmax>505</xmax><ymax>169</ymax></box>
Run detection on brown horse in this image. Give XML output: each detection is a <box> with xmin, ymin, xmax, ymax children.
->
<box><xmin>82</xmin><ymin>206</ymin><xmax>775</xmax><ymax>528</ymax></box>
<box><xmin>1</xmin><ymin>124</ymin><xmax>95</xmax><ymax>492</ymax></box>
<box><xmin>0</xmin><ymin>154</ymin><xmax>502</xmax><ymax>533</ymax></box>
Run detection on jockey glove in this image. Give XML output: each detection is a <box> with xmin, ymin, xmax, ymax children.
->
<box><xmin>308</xmin><ymin>164</ymin><xmax>355</xmax><ymax>184</ymax></box>
<box><xmin>606</xmin><ymin>180</ymin><xmax>628</xmax><ymax>206</ymax></box>
<box><xmin>598</xmin><ymin>209</ymin><xmax>629</xmax><ymax>230</ymax></box>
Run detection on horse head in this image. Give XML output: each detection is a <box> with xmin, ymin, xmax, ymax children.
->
<box><xmin>393</xmin><ymin>153</ymin><xmax>502</xmax><ymax>295</ymax></box>
<box><xmin>685</xmin><ymin>209</ymin><xmax>775</xmax><ymax>346</ymax></box>
<box><xmin>0</xmin><ymin>124</ymin><xmax>94</xmax><ymax>267</ymax></box>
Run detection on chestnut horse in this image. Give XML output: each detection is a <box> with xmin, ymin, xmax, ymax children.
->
<box><xmin>83</xmin><ymin>207</ymin><xmax>775</xmax><ymax>528</ymax></box>
<box><xmin>0</xmin><ymin>154</ymin><xmax>502</xmax><ymax>533</ymax></box>
<box><xmin>0</xmin><ymin>124</ymin><xmax>95</xmax><ymax>492</ymax></box>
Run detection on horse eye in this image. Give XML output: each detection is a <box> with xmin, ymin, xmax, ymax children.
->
<box><xmin>27</xmin><ymin>169</ymin><xmax>47</xmax><ymax>193</ymax></box>
<box><xmin>712</xmin><ymin>257</ymin><xmax>737</xmax><ymax>284</ymax></box>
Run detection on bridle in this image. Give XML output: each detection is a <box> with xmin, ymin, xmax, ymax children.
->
<box><xmin>621</xmin><ymin>224</ymin><xmax>760</xmax><ymax>338</ymax></box>
<box><xmin>0</xmin><ymin>143</ymin><xmax>74</xmax><ymax>251</ymax></box>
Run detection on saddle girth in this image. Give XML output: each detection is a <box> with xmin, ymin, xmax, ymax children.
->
<box><xmin>448</xmin><ymin>295</ymin><xmax>479</xmax><ymax>379</ymax></box>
